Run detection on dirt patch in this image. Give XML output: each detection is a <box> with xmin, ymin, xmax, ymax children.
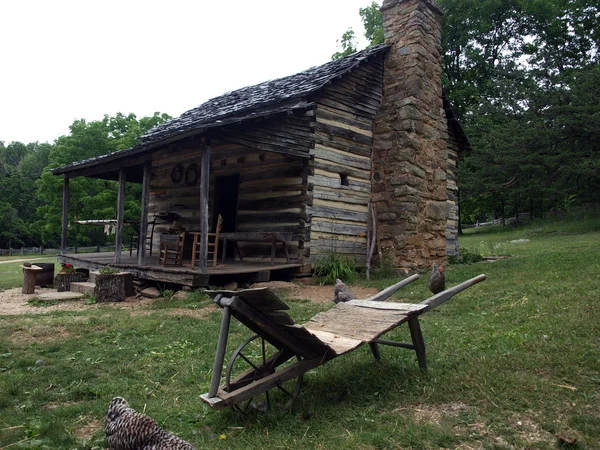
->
<box><xmin>0</xmin><ymin>281</ymin><xmax>384</xmax><ymax>315</ymax></box>
<box><xmin>286</xmin><ymin>283</ymin><xmax>381</xmax><ymax>303</ymax></box>
<box><xmin>394</xmin><ymin>402</ymin><xmax>472</xmax><ymax>425</ymax></box>
<box><xmin>71</xmin><ymin>417</ymin><xmax>102</xmax><ymax>441</ymax></box>
<box><xmin>0</xmin><ymin>288</ymin><xmax>155</xmax><ymax>316</ymax></box>
<box><xmin>9</xmin><ymin>325</ymin><xmax>72</xmax><ymax>345</ymax></box>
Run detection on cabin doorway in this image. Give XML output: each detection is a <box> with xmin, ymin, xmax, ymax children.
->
<box><xmin>213</xmin><ymin>174</ymin><xmax>240</xmax><ymax>258</ymax></box>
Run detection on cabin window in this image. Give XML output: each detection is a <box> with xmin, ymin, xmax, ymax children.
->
<box><xmin>339</xmin><ymin>174</ymin><xmax>349</xmax><ymax>186</ymax></box>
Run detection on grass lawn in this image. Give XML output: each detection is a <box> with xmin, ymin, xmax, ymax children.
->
<box><xmin>1</xmin><ymin>215</ymin><xmax>599</xmax><ymax>449</ymax></box>
<box><xmin>0</xmin><ymin>259</ymin><xmax>61</xmax><ymax>292</ymax></box>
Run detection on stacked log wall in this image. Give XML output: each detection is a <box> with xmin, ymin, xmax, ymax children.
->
<box><xmin>147</xmin><ymin>117</ymin><xmax>313</xmax><ymax>263</ymax></box>
<box><xmin>307</xmin><ymin>58</ymin><xmax>385</xmax><ymax>265</ymax></box>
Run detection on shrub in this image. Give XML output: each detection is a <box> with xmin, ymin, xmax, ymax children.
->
<box><xmin>314</xmin><ymin>252</ymin><xmax>356</xmax><ymax>285</ymax></box>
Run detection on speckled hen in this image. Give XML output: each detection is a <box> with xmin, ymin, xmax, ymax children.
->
<box><xmin>105</xmin><ymin>397</ymin><xmax>195</xmax><ymax>450</ymax></box>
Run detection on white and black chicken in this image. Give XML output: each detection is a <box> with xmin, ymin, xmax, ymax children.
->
<box><xmin>105</xmin><ymin>397</ymin><xmax>195</xmax><ymax>450</ymax></box>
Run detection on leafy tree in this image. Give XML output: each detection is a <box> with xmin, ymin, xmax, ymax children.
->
<box><xmin>337</xmin><ymin>0</ymin><xmax>600</xmax><ymax>221</ymax></box>
<box><xmin>32</xmin><ymin>112</ymin><xmax>170</xmax><ymax>248</ymax></box>
<box><xmin>332</xmin><ymin>29</ymin><xmax>358</xmax><ymax>60</ymax></box>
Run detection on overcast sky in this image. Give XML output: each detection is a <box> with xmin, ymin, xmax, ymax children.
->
<box><xmin>0</xmin><ymin>0</ymin><xmax>371</xmax><ymax>145</ymax></box>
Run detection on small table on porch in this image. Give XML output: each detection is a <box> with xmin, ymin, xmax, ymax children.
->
<box><xmin>220</xmin><ymin>232</ymin><xmax>293</xmax><ymax>265</ymax></box>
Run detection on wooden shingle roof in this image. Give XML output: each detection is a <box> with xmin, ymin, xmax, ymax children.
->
<box><xmin>139</xmin><ymin>44</ymin><xmax>390</xmax><ymax>146</ymax></box>
<box><xmin>52</xmin><ymin>44</ymin><xmax>389</xmax><ymax>177</ymax></box>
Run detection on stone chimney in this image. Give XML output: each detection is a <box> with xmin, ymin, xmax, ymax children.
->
<box><xmin>371</xmin><ymin>0</ymin><xmax>448</xmax><ymax>269</ymax></box>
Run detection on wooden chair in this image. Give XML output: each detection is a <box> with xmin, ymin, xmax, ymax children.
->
<box><xmin>191</xmin><ymin>214</ymin><xmax>223</xmax><ymax>268</ymax></box>
<box><xmin>159</xmin><ymin>231</ymin><xmax>186</xmax><ymax>266</ymax></box>
<box><xmin>130</xmin><ymin>219</ymin><xmax>156</xmax><ymax>257</ymax></box>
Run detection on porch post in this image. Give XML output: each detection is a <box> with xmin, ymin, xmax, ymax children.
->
<box><xmin>114</xmin><ymin>168</ymin><xmax>126</xmax><ymax>264</ymax></box>
<box><xmin>138</xmin><ymin>160</ymin><xmax>151</xmax><ymax>265</ymax></box>
<box><xmin>198</xmin><ymin>139</ymin><xmax>210</xmax><ymax>273</ymax></box>
<box><xmin>61</xmin><ymin>177</ymin><xmax>69</xmax><ymax>254</ymax></box>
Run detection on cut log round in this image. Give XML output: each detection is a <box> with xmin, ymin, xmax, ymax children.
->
<box><xmin>95</xmin><ymin>274</ymin><xmax>125</xmax><ymax>302</ymax></box>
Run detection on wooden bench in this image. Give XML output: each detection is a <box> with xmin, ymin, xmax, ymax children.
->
<box><xmin>220</xmin><ymin>232</ymin><xmax>293</xmax><ymax>265</ymax></box>
<box><xmin>200</xmin><ymin>273</ymin><xmax>486</xmax><ymax>412</ymax></box>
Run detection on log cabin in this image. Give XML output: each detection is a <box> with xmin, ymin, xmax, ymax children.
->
<box><xmin>52</xmin><ymin>0</ymin><xmax>470</xmax><ymax>286</ymax></box>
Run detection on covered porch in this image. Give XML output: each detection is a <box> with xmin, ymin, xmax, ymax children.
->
<box><xmin>57</xmin><ymin>251</ymin><xmax>307</xmax><ymax>287</ymax></box>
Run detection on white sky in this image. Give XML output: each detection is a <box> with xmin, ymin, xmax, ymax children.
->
<box><xmin>0</xmin><ymin>0</ymin><xmax>370</xmax><ymax>144</ymax></box>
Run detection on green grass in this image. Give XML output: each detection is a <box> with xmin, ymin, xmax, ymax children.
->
<box><xmin>1</xmin><ymin>216</ymin><xmax>599</xmax><ymax>448</ymax></box>
<box><xmin>0</xmin><ymin>260</ymin><xmax>60</xmax><ymax>292</ymax></box>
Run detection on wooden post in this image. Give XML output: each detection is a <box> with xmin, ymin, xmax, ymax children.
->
<box><xmin>408</xmin><ymin>317</ymin><xmax>427</xmax><ymax>370</ymax></box>
<box><xmin>114</xmin><ymin>168</ymin><xmax>126</xmax><ymax>264</ymax></box>
<box><xmin>198</xmin><ymin>140</ymin><xmax>210</xmax><ymax>273</ymax></box>
<box><xmin>61</xmin><ymin>177</ymin><xmax>69</xmax><ymax>254</ymax></box>
<box><xmin>138</xmin><ymin>160</ymin><xmax>151</xmax><ymax>265</ymax></box>
<box><xmin>209</xmin><ymin>295</ymin><xmax>230</xmax><ymax>397</ymax></box>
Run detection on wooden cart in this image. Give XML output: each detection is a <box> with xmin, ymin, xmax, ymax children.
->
<box><xmin>200</xmin><ymin>273</ymin><xmax>486</xmax><ymax>412</ymax></box>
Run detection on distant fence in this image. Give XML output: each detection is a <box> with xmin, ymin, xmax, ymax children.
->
<box><xmin>463</xmin><ymin>212</ymin><xmax>531</xmax><ymax>229</ymax></box>
<box><xmin>0</xmin><ymin>246</ymin><xmax>115</xmax><ymax>257</ymax></box>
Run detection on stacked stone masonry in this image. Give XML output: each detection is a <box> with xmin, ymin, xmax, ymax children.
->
<box><xmin>372</xmin><ymin>0</ymin><xmax>449</xmax><ymax>268</ymax></box>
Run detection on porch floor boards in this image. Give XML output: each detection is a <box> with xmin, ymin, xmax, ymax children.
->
<box><xmin>57</xmin><ymin>252</ymin><xmax>304</xmax><ymax>287</ymax></box>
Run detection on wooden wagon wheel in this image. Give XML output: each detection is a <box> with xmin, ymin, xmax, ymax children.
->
<box><xmin>225</xmin><ymin>335</ymin><xmax>303</xmax><ymax>413</ymax></box>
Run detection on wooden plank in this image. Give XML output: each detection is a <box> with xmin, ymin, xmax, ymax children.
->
<box><xmin>114</xmin><ymin>168</ymin><xmax>126</xmax><ymax>264</ymax></box>
<box><xmin>345</xmin><ymin>301</ymin><xmax>425</xmax><ymax>312</ymax></box>
<box><xmin>314</xmin><ymin>121</ymin><xmax>373</xmax><ymax>146</ymax></box>
<box><xmin>316</xmin><ymin>117</ymin><xmax>373</xmax><ymax>137</ymax></box>
<box><xmin>311</xmin><ymin>220</ymin><xmax>368</xmax><ymax>236</ymax></box>
<box><xmin>61</xmin><ymin>177</ymin><xmax>69</xmax><ymax>254</ymax></box>
<box><xmin>302</xmin><ymin>329</ymin><xmax>362</xmax><ymax>355</ymax></box>
<box><xmin>304</xmin><ymin>302</ymin><xmax>411</xmax><ymax>342</ymax></box>
<box><xmin>138</xmin><ymin>160</ymin><xmax>151</xmax><ymax>265</ymax></box>
<box><xmin>314</xmin><ymin>132</ymin><xmax>372</xmax><ymax>158</ymax></box>
<box><xmin>198</xmin><ymin>142</ymin><xmax>210</xmax><ymax>273</ymax></box>
<box><xmin>312</xmin><ymin>205</ymin><xmax>368</xmax><ymax>222</ymax></box>
<box><xmin>313</xmin><ymin>198</ymin><xmax>369</xmax><ymax>213</ymax></box>
<box><xmin>311</xmin><ymin>146</ymin><xmax>371</xmax><ymax>170</ymax></box>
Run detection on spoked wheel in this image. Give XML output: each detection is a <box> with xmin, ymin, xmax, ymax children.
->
<box><xmin>225</xmin><ymin>335</ymin><xmax>303</xmax><ymax>414</ymax></box>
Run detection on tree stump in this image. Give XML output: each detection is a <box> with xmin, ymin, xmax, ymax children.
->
<box><xmin>95</xmin><ymin>274</ymin><xmax>126</xmax><ymax>302</ymax></box>
<box><xmin>55</xmin><ymin>272</ymin><xmax>85</xmax><ymax>292</ymax></box>
<box><xmin>21</xmin><ymin>265</ymin><xmax>42</xmax><ymax>294</ymax></box>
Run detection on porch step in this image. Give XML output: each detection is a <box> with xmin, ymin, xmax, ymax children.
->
<box><xmin>70</xmin><ymin>282</ymin><xmax>96</xmax><ymax>296</ymax></box>
<box><xmin>88</xmin><ymin>270</ymin><xmax>100</xmax><ymax>283</ymax></box>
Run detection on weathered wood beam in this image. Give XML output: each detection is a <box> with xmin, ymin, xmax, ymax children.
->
<box><xmin>208</xmin><ymin>296</ymin><xmax>229</xmax><ymax>398</ymax></box>
<box><xmin>138</xmin><ymin>160</ymin><xmax>151</xmax><ymax>265</ymax></box>
<box><xmin>198</xmin><ymin>140</ymin><xmax>210</xmax><ymax>273</ymax></box>
<box><xmin>419</xmin><ymin>274</ymin><xmax>487</xmax><ymax>312</ymax></box>
<box><xmin>61</xmin><ymin>177</ymin><xmax>69</xmax><ymax>254</ymax></box>
<box><xmin>114</xmin><ymin>168</ymin><xmax>126</xmax><ymax>264</ymax></box>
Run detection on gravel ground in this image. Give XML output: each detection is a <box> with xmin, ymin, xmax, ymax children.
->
<box><xmin>0</xmin><ymin>282</ymin><xmax>381</xmax><ymax>316</ymax></box>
